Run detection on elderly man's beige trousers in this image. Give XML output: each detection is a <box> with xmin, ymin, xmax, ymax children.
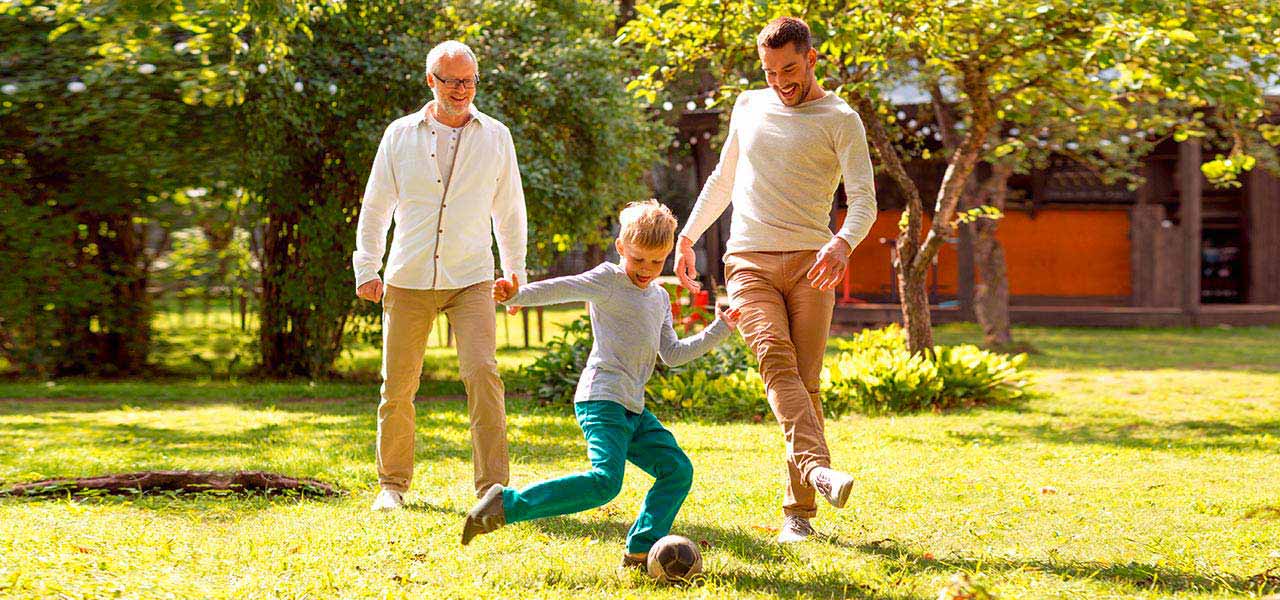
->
<box><xmin>376</xmin><ymin>282</ymin><xmax>507</xmax><ymax>497</ymax></box>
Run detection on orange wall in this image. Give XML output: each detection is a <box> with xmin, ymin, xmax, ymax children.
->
<box><xmin>836</xmin><ymin>208</ymin><xmax>1132</xmax><ymax>299</ymax></box>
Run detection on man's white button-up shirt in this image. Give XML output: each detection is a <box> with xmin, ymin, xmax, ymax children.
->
<box><xmin>353</xmin><ymin>102</ymin><xmax>527</xmax><ymax>290</ymax></box>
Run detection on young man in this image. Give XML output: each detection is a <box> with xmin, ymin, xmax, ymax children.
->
<box><xmin>353</xmin><ymin>40</ymin><xmax>527</xmax><ymax>511</ymax></box>
<box><xmin>462</xmin><ymin>201</ymin><xmax>741</xmax><ymax>568</ymax></box>
<box><xmin>673</xmin><ymin>17</ymin><xmax>879</xmax><ymax>542</ymax></box>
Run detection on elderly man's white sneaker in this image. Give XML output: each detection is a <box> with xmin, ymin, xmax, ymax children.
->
<box><xmin>371</xmin><ymin>489</ymin><xmax>405</xmax><ymax>512</ymax></box>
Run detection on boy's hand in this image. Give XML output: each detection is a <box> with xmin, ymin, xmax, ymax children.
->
<box><xmin>493</xmin><ymin>274</ymin><xmax>521</xmax><ymax>315</ymax></box>
<box><xmin>717</xmin><ymin>305</ymin><xmax>743</xmax><ymax>330</ymax></box>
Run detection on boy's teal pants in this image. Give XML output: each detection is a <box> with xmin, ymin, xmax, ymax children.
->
<box><xmin>501</xmin><ymin>400</ymin><xmax>693</xmax><ymax>554</ymax></box>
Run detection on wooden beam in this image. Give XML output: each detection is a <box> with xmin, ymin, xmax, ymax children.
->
<box><xmin>1177</xmin><ymin>140</ymin><xmax>1202</xmax><ymax>315</ymax></box>
<box><xmin>1248</xmin><ymin>169</ymin><xmax>1280</xmax><ymax>303</ymax></box>
<box><xmin>957</xmin><ymin>222</ymin><xmax>975</xmax><ymax>319</ymax></box>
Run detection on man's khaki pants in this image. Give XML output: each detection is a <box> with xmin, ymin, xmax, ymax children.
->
<box><xmin>377</xmin><ymin>282</ymin><xmax>508</xmax><ymax>498</ymax></box>
<box><xmin>726</xmin><ymin>250</ymin><xmax>834</xmax><ymax>518</ymax></box>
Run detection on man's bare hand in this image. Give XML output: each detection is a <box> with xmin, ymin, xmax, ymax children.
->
<box><xmin>805</xmin><ymin>237</ymin><xmax>852</xmax><ymax>291</ymax></box>
<box><xmin>493</xmin><ymin>273</ymin><xmax>521</xmax><ymax>315</ymax></box>
<box><xmin>674</xmin><ymin>236</ymin><xmax>701</xmax><ymax>293</ymax></box>
<box><xmin>357</xmin><ymin>279</ymin><xmax>384</xmax><ymax>302</ymax></box>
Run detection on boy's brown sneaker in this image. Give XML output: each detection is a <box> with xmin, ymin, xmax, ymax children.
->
<box><xmin>461</xmin><ymin>484</ymin><xmax>506</xmax><ymax>545</ymax></box>
<box><xmin>808</xmin><ymin>467</ymin><xmax>854</xmax><ymax>509</ymax></box>
<box><xmin>620</xmin><ymin>552</ymin><xmax>648</xmax><ymax>570</ymax></box>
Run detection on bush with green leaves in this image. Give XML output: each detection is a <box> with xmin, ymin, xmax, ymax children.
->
<box><xmin>822</xmin><ymin>325</ymin><xmax>1030</xmax><ymax>416</ymax></box>
<box><xmin>527</xmin><ymin>316</ymin><xmax>1030</xmax><ymax>420</ymax></box>
<box><xmin>524</xmin><ymin>312</ymin><xmax>766</xmax><ymax>420</ymax></box>
<box><xmin>521</xmin><ymin>316</ymin><xmax>594</xmax><ymax>405</ymax></box>
<box><xmin>644</xmin><ymin>333</ymin><xmax>764</xmax><ymax>420</ymax></box>
<box><xmin>645</xmin><ymin>361</ymin><xmax>765</xmax><ymax>421</ymax></box>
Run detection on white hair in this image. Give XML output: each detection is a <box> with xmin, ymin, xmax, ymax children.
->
<box><xmin>425</xmin><ymin>40</ymin><xmax>478</xmax><ymax>77</ymax></box>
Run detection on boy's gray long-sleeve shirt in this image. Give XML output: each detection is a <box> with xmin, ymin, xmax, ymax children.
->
<box><xmin>508</xmin><ymin>262</ymin><xmax>733</xmax><ymax>414</ymax></box>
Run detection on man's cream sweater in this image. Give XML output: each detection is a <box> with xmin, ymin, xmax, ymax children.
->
<box><xmin>681</xmin><ymin>89</ymin><xmax>877</xmax><ymax>255</ymax></box>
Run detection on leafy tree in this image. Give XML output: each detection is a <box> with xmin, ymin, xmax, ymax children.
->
<box><xmin>0</xmin><ymin>4</ymin><xmax>235</xmax><ymax>375</ymax></box>
<box><xmin>6</xmin><ymin>1</ymin><xmax>662</xmax><ymax>377</ymax></box>
<box><xmin>622</xmin><ymin>0</ymin><xmax>1279</xmax><ymax>353</ymax></box>
<box><xmin>242</xmin><ymin>0</ymin><xmax>664</xmax><ymax>376</ymax></box>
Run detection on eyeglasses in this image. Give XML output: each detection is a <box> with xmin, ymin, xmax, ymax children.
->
<box><xmin>432</xmin><ymin>72</ymin><xmax>479</xmax><ymax>90</ymax></box>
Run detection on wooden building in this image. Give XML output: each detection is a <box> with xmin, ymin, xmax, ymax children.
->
<box><xmin>675</xmin><ymin>108</ymin><xmax>1280</xmax><ymax>327</ymax></box>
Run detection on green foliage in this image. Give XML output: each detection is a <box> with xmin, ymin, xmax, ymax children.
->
<box><xmin>529</xmin><ymin>317</ymin><xmax>1029</xmax><ymax>419</ymax></box>
<box><xmin>5</xmin><ymin>1</ymin><xmax>663</xmax><ymax>376</ymax></box>
<box><xmin>241</xmin><ymin>0</ymin><xmax>664</xmax><ymax>376</ymax></box>
<box><xmin>822</xmin><ymin>325</ymin><xmax>1030</xmax><ymax>415</ymax></box>
<box><xmin>0</xmin><ymin>6</ymin><xmax>229</xmax><ymax>375</ymax></box>
<box><xmin>645</xmin><ymin>360</ymin><xmax>764</xmax><ymax>421</ymax></box>
<box><xmin>524</xmin><ymin>310</ymin><xmax>767</xmax><ymax>420</ymax></box>
<box><xmin>621</xmin><ymin>0</ymin><xmax>1280</xmax><ymax>353</ymax></box>
<box><xmin>523</xmin><ymin>315</ymin><xmax>594</xmax><ymax>405</ymax></box>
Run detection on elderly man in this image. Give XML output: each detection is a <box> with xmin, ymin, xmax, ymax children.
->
<box><xmin>353</xmin><ymin>40</ymin><xmax>527</xmax><ymax>511</ymax></box>
<box><xmin>675</xmin><ymin>17</ymin><xmax>878</xmax><ymax>542</ymax></box>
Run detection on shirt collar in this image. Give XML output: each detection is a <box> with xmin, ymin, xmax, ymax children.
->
<box><xmin>417</xmin><ymin>101</ymin><xmax>483</xmax><ymax>129</ymax></box>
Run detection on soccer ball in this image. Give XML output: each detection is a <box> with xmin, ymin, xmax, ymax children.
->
<box><xmin>646</xmin><ymin>535</ymin><xmax>702</xmax><ymax>583</ymax></box>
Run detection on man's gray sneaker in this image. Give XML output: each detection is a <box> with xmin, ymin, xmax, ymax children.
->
<box><xmin>461</xmin><ymin>484</ymin><xmax>506</xmax><ymax>545</ymax></box>
<box><xmin>371</xmin><ymin>489</ymin><xmax>405</xmax><ymax>512</ymax></box>
<box><xmin>808</xmin><ymin>467</ymin><xmax>854</xmax><ymax>509</ymax></box>
<box><xmin>776</xmin><ymin>514</ymin><xmax>816</xmax><ymax>543</ymax></box>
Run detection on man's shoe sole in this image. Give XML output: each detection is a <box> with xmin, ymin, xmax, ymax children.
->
<box><xmin>825</xmin><ymin>477</ymin><xmax>853</xmax><ymax>509</ymax></box>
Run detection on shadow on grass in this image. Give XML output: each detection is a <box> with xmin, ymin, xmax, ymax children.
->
<box><xmin>931</xmin><ymin>416</ymin><xmax>1280</xmax><ymax>452</ymax></box>
<box><xmin>0</xmin><ymin>400</ymin><xmax>587</xmax><ymax>491</ymax></box>
<box><xmin>529</xmin><ymin>516</ymin><xmax>924</xmax><ymax>599</ymax></box>
<box><xmin>857</xmin><ymin>538</ymin><xmax>1273</xmax><ymax>596</ymax></box>
<box><xmin>929</xmin><ymin>324</ymin><xmax>1280</xmax><ymax>374</ymax></box>
<box><xmin>402</xmin><ymin>499</ymin><xmax>462</xmax><ymax>516</ymax></box>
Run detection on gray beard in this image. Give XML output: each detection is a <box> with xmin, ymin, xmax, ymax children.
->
<box><xmin>434</xmin><ymin>95</ymin><xmax>469</xmax><ymax>117</ymax></box>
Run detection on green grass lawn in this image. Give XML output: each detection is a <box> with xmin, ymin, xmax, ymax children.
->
<box><xmin>139</xmin><ymin>300</ymin><xmax>590</xmax><ymax>389</ymax></box>
<box><xmin>1</xmin><ymin>324</ymin><xmax>1278</xmax><ymax>599</ymax></box>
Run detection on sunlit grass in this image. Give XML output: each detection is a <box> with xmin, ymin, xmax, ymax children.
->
<box><xmin>2</xmin><ymin>325</ymin><xmax>1278</xmax><ymax>598</ymax></box>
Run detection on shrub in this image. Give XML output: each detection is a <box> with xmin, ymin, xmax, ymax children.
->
<box><xmin>523</xmin><ymin>309</ymin><xmax>767</xmax><ymax>420</ymax></box>
<box><xmin>645</xmin><ymin>364</ymin><xmax>765</xmax><ymax>421</ymax></box>
<box><xmin>822</xmin><ymin>324</ymin><xmax>1030</xmax><ymax>415</ymax></box>
<box><xmin>822</xmin><ymin>344</ymin><xmax>944</xmax><ymax>417</ymax></box>
<box><xmin>527</xmin><ymin>319</ymin><xmax>1030</xmax><ymax>420</ymax></box>
<box><xmin>522</xmin><ymin>316</ymin><xmax>593</xmax><ymax>405</ymax></box>
<box><xmin>644</xmin><ymin>338</ymin><xmax>766</xmax><ymax>421</ymax></box>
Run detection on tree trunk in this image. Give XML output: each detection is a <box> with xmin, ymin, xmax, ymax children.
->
<box><xmin>973</xmin><ymin>163</ymin><xmax>1015</xmax><ymax>348</ymax></box>
<box><xmin>259</xmin><ymin>206</ymin><xmax>309</xmax><ymax>376</ymax></box>
<box><xmin>848</xmin><ymin>93</ymin><xmax>935</xmax><ymax>353</ymax></box>
<box><xmin>897</xmin><ymin>245</ymin><xmax>934</xmax><ymax>349</ymax></box>
<box><xmin>257</xmin><ymin>161</ymin><xmax>361</xmax><ymax>378</ymax></box>
<box><xmin>913</xmin><ymin>70</ymin><xmax>997</xmax><ymax>276</ymax></box>
<box><xmin>614</xmin><ymin>0</ymin><xmax>636</xmax><ymax>34</ymax></box>
<box><xmin>54</xmin><ymin>210</ymin><xmax>151</xmax><ymax>376</ymax></box>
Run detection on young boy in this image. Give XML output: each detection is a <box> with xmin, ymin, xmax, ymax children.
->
<box><xmin>461</xmin><ymin>200</ymin><xmax>741</xmax><ymax>568</ymax></box>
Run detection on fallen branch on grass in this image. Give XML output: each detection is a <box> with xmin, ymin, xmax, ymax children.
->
<box><xmin>0</xmin><ymin>470</ymin><xmax>340</xmax><ymax>498</ymax></box>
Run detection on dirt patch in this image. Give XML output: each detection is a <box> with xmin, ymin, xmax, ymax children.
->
<box><xmin>0</xmin><ymin>397</ymin><xmax>117</xmax><ymax>403</ymax></box>
<box><xmin>1</xmin><ymin>470</ymin><xmax>340</xmax><ymax>498</ymax></box>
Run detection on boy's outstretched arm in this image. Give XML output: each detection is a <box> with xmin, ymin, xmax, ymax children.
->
<box><xmin>657</xmin><ymin>303</ymin><xmax>740</xmax><ymax>367</ymax></box>
<box><xmin>498</xmin><ymin>264</ymin><xmax>615</xmax><ymax>310</ymax></box>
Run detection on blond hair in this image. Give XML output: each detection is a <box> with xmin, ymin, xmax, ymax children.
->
<box><xmin>617</xmin><ymin>200</ymin><xmax>677</xmax><ymax>250</ymax></box>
